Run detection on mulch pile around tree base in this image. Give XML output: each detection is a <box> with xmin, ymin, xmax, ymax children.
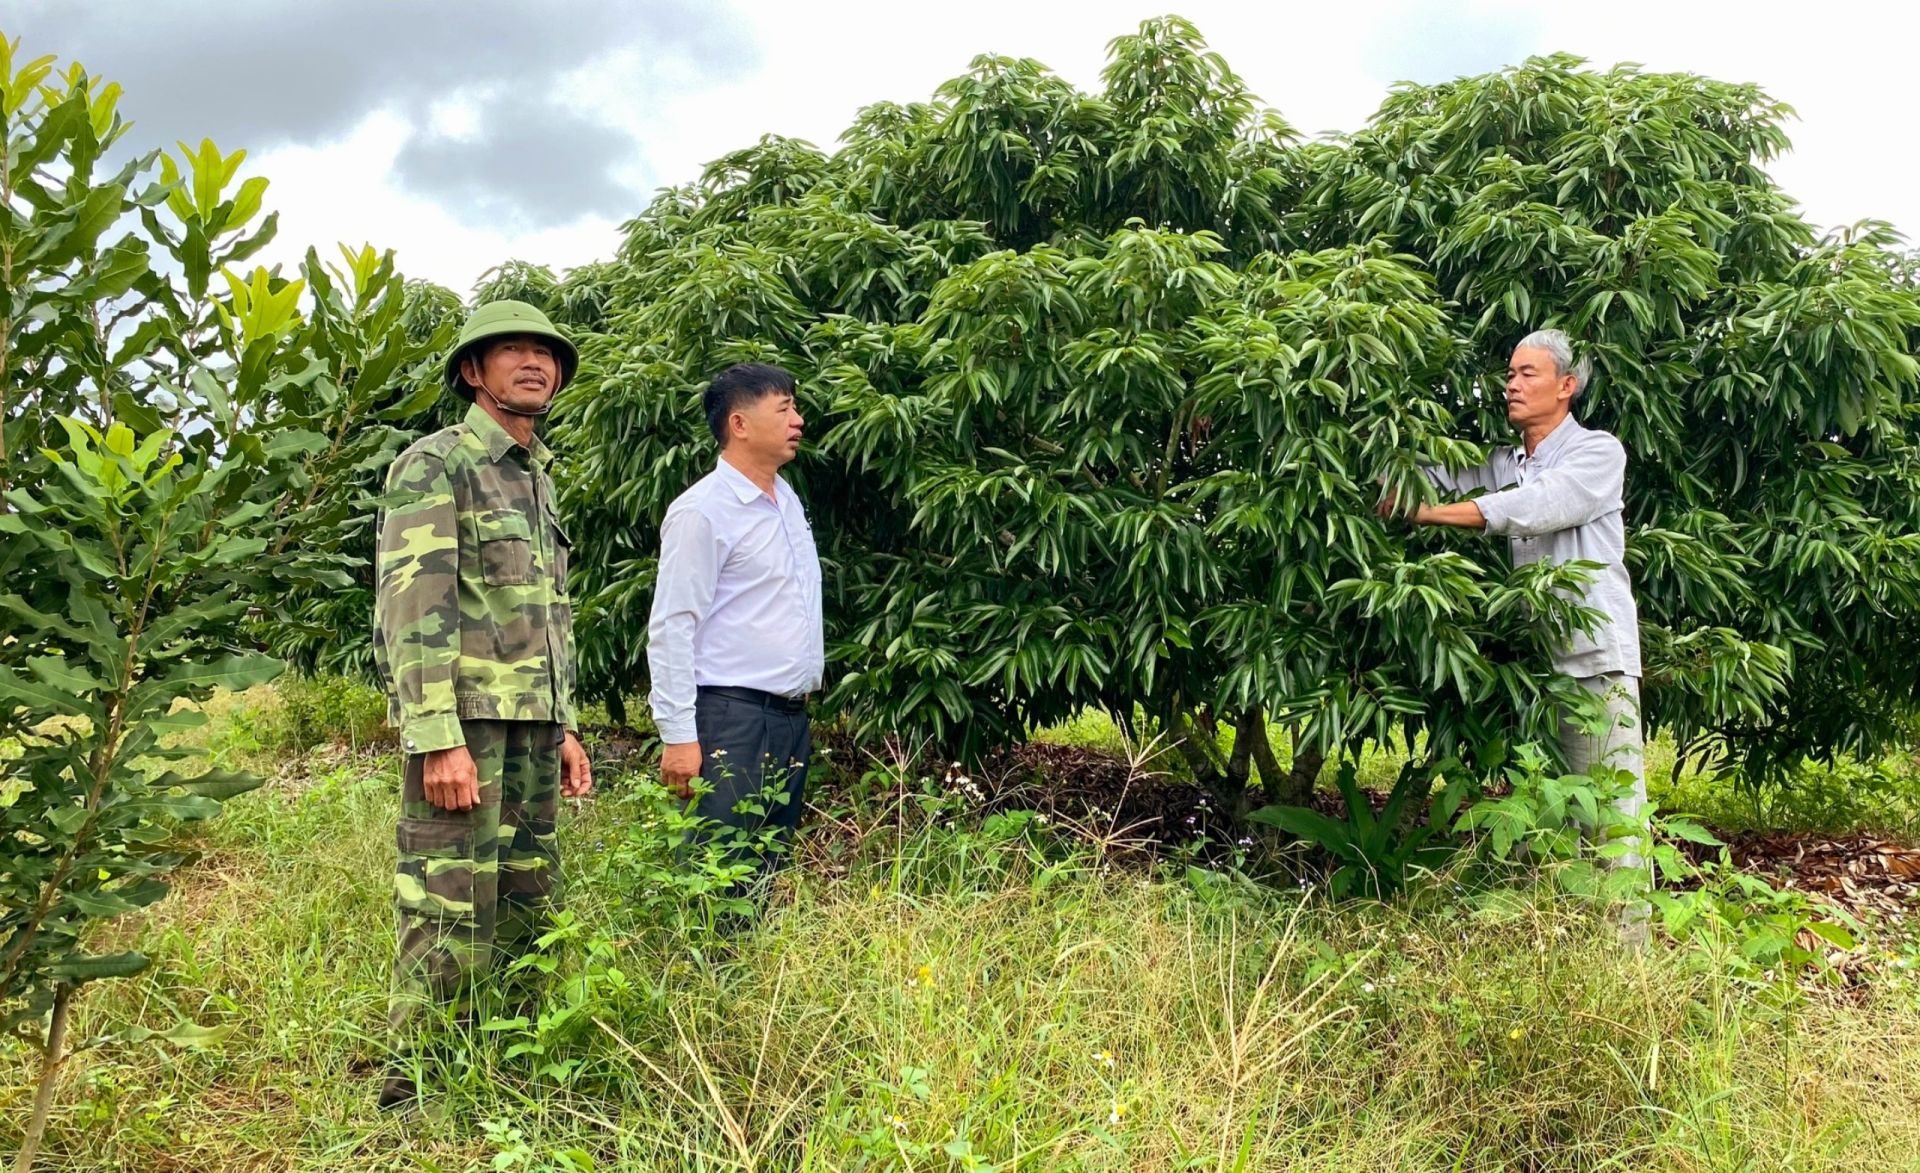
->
<box><xmin>1696</xmin><ymin>831</ymin><xmax>1920</xmax><ymax>922</ymax></box>
<box><xmin>964</xmin><ymin>742</ymin><xmax>1292</xmax><ymax>867</ymax></box>
<box><xmin>986</xmin><ymin>747</ymin><xmax>1920</xmax><ymax>938</ymax></box>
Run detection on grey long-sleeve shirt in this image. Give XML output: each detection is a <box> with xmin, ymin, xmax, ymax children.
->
<box><xmin>1427</xmin><ymin>414</ymin><xmax>1642</xmax><ymax>678</ymax></box>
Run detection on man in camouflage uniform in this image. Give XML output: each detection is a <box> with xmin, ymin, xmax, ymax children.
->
<box><xmin>372</xmin><ymin>300</ymin><xmax>593</xmax><ymax>1109</ymax></box>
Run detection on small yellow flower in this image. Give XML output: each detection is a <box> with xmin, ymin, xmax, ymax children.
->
<box><xmin>914</xmin><ymin>963</ymin><xmax>934</xmax><ymax>988</ymax></box>
<box><xmin>1507</xmin><ymin>1026</ymin><xmax>1526</xmax><ymax>1041</ymax></box>
<box><xmin>1108</xmin><ymin>1099</ymin><xmax>1127</xmax><ymax>1125</ymax></box>
<box><xmin>1091</xmin><ymin>1049</ymin><xmax>1115</xmax><ymax>1069</ymax></box>
<box><xmin>887</xmin><ymin>1114</ymin><xmax>908</xmax><ymax>1134</ymax></box>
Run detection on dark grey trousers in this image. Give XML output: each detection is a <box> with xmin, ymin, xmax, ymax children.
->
<box><xmin>691</xmin><ymin>689</ymin><xmax>811</xmax><ymax>873</ymax></box>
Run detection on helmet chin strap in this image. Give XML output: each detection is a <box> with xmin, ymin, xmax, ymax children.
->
<box><xmin>477</xmin><ymin>383</ymin><xmax>555</xmax><ymax>418</ymax></box>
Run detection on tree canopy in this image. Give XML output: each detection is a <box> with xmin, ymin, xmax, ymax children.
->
<box><xmin>546</xmin><ymin>18</ymin><xmax>1919</xmax><ymax>809</ymax></box>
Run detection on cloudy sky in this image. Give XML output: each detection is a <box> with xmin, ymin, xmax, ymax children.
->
<box><xmin>11</xmin><ymin>0</ymin><xmax>1912</xmax><ymax>294</ymax></box>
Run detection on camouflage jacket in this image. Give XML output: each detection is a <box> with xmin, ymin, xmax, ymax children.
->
<box><xmin>373</xmin><ymin>403</ymin><xmax>576</xmax><ymax>754</ymax></box>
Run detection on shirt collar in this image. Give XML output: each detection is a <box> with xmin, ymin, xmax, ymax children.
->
<box><xmin>715</xmin><ymin>456</ymin><xmax>781</xmax><ymax>505</ymax></box>
<box><xmin>464</xmin><ymin>401</ymin><xmax>552</xmax><ymax>465</ymax></box>
<box><xmin>1519</xmin><ymin>413</ymin><xmax>1582</xmax><ymax>463</ymax></box>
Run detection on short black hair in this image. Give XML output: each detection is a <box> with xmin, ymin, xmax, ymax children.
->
<box><xmin>703</xmin><ymin>363</ymin><xmax>796</xmax><ymax>447</ymax></box>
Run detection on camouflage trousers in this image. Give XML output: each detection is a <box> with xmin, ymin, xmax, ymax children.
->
<box><xmin>389</xmin><ymin>720</ymin><xmax>563</xmax><ymax>1042</ymax></box>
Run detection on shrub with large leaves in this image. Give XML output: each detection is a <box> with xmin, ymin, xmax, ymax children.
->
<box><xmin>554</xmin><ymin>19</ymin><xmax>1916</xmax><ymax>810</ymax></box>
<box><xmin>1303</xmin><ymin>53</ymin><xmax>1920</xmax><ymax>784</ymax></box>
<box><xmin>251</xmin><ymin>247</ymin><xmax>459</xmax><ymax>678</ymax></box>
<box><xmin>0</xmin><ymin>37</ymin><xmax>444</xmax><ymax>1168</ymax></box>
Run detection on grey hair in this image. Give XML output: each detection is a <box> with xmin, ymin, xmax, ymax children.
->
<box><xmin>1515</xmin><ymin>329</ymin><xmax>1593</xmax><ymax>397</ymax></box>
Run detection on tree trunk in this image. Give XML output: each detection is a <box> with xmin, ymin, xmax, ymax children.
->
<box><xmin>1255</xmin><ymin>719</ymin><xmax>1324</xmax><ymax>808</ymax></box>
<box><xmin>1269</xmin><ymin>745</ymin><xmax>1324</xmax><ymax>808</ymax></box>
<box><xmin>1167</xmin><ymin>706</ymin><xmax>1222</xmax><ymax>784</ymax></box>
<box><xmin>15</xmin><ymin>985</ymin><xmax>73</xmax><ymax>1173</ymax></box>
<box><xmin>1222</xmin><ymin>707</ymin><xmax>1263</xmax><ymax>820</ymax></box>
<box><xmin>1170</xmin><ymin>706</ymin><xmax>1270</xmax><ymax>820</ymax></box>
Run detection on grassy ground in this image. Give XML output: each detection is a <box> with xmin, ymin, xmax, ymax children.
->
<box><xmin>5</xmin><ymin>686</ymin><xmax>1920</xmax><ymax>1171</ymax></box>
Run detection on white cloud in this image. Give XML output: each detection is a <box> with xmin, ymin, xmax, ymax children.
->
<box><xmin>425</xmin><ymin>97</ymin><xmax>484</xmax><ymax>142</ymax></box>
<box><xmin>242</xmin><ymin>113</ymin><xmax>624</xmax><ymax>296</ymax></box>
<box><xmin>1531</xmin><ymin>0</ymin><xmax>1916</xmax><ymax>243</ymax></box>
<box><xmin>232</xmin><ymin>0</ymin><xmax>1918</xmax><ymax>294</ymax></box>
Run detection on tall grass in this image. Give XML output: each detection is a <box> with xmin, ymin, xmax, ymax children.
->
<box><xmin>4</xmin><ymin>687</ymin><xmax>1920</xmax><ymax>1170</ymax></box>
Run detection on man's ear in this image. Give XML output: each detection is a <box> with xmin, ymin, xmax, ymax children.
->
<box><xmin>460</xmin><ymin>353</ymin><xmax>484</xmax><ymax>389</ymax></box>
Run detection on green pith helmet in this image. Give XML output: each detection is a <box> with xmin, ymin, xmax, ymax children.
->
<box><xmin>443</xmin><ymin>300</ymin><xmax>579</xmax><ymax>400</ymax></box>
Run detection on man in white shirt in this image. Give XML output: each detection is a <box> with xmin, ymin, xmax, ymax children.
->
<box><xmin>647</xmin><ymin>364</ymin><xmax>824</xmax><ymax>875</ymax></box>
<box><xmin>1401</xmin><ymin>329</ymin><xmax>1649</xmax><ymax>943</ymax></box>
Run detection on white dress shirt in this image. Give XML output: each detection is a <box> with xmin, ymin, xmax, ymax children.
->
<box><xmin>647</xmin><ymin>459</ymin><xmax>825</xmax><ymax>743</ymax></box>
<box><xmin>1427</xmin><ymin>414</ymin><xmax>1642</xmax><ymax>678</ymax></box>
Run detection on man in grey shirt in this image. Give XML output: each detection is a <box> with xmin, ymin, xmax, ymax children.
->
<box><xmin>1405</xmin><ymin>329</ymin><xmax>1648</xmax><ymax>934</ymax></box>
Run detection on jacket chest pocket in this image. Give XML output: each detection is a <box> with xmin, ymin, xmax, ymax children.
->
<box><xmin>477</xmin><ymin>513</ymin><xmax>538</xmax><ymax>586</ymax></box>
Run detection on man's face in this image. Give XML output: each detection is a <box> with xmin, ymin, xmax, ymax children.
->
<box><xmin>463</xmin><ymin>334</ymin><xmax>560</xmax><ymax>412</ymax></box>
<box><xmin>729</xmin><ymin>387</ymin><xmax>805</xmax><ymax>466</ymax></box>
<box><xmin>1505</xmin><ymin>345</ymin><xmax>1576</xmax><ymax>431</ymax></box>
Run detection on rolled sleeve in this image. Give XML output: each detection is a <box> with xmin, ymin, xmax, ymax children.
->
<box><xmin>1476</xmin><ymin>440</ymin><xmax>1625</xmax><ymax>538</ymax></box>
<box><xmin>1423</xmin><ymin>460</ymin><xmax>1498</xmax><ymax>497</ymax></box>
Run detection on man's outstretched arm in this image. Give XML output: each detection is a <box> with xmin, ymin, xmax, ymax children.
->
<box><xmin>1413</xmin><ymin>499</ymin><xmax>1488</xmax><ymax>529</ymax></box>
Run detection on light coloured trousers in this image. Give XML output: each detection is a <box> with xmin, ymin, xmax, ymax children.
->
<box><xmin>1557</xmin><ymin>673</ymin><xmax>1647</xmax><ymax>872</ymax></box>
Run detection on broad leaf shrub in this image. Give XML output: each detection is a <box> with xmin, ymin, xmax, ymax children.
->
<box><xmin>1250</xmin><ymin>735</ymin><xmax>1859</xmax><ymax>969</ymax></box>
<box><xmin>252</xmin><ymin>252</ymin><xmax>461</xmax><ymax>679</ymax></box>
<box><xmin>553</xmin><ymin>18</ymin><xmax>1919</xmax><ymax>817</ymax></box>
<box><xmin>0</xmin><ymin>37</ymin><xmax>440</xmax><ymax>1168</ymax></box>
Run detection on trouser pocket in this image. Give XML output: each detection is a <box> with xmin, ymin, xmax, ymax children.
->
<box><xmin>394</xmin><ymin>817</ymin><xmax>476</xmax><ymax>918</ymax></box>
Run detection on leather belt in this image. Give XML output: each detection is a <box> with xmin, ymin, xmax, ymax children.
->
<box><xmin>697</xmin><ymin>685</ymin><xmax>809</xmax><ymax>714</ymax></box>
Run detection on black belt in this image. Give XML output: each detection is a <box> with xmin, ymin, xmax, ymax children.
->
<box><xmin>697</xmin><ymin>685</ymin><xmax>809</xmax><ymax>714</ymax></box>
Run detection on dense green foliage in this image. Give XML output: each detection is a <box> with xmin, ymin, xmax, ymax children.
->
<box><xmin>1303</xmin><ymin>57</ymin><xmax>1920</xmax><ymax>784</ymax></box>
<box><xmin>553</xmin><ymin>19</ymin><xmax>1920</xmax><ymax>808</ymax></box>
<box><xmin>0</xmin><ymin>37</ymin><xmax>443</xmax><ymax>1165</ymax></box>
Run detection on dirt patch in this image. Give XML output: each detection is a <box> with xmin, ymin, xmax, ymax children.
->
<box><xmin>972</xmin><ymin>742</ymin><xmax>1236</xmax><ymax>846</ymax></box>
<box><xmin>1689</xmin><ymin>831</ymin><xmax>1920</xmax><ymax>920</ymax></box>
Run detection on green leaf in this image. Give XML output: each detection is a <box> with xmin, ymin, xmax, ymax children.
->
<box><xmin>0</xmin><ymin>665</ymin><xmax>102</xmax><ymax>721</ymax></box>
<box><xmin>1247</xmin><ymin>804</ymin><xmax>1353</xmax><ymax>852</ymax></box>
<box><xmin>1660</xmin><ymin>818</ymin><xmax>1724</xmax><ymax>848</ymax></box>
<box><xmin>120</xmin><ymin>1021</ymin><xmax>235</xmax><ymax>1049</ymax></box>
<box><xmin>0</xmin><ymin>594</ymin><xmax>90</xmax><ymax>644</ymax></box>
<box><xmin>51</xmin><ymin>951</ymin><xmax>151</xmax><ymax>983</ymax></box>
<box><xmin>46</xmin><ymin>804</ymin><xmax>92</xmax><ymax>834</ymax></box>
<box><xmin>1804</xmin><ymin>920</ymin><xmax>1857</xmax><ymax>952</ymax></box>
<box><xmin>376</xmin><ymin>377</ymin><xmax>443</xmax><ymax>420</ymax></box>
<box><xmin>28</xmin><ymin>654</ymin><xmax>106</xmax><ymax>695</ymax></box>
<box><xmin>136</xmin><ymin>794</ymin><xmax>223</xmax><ymax>821</ymax></box>
<box><xmin>126</xmin><ymin>653</ymin><xmax>284</xmax><ymax>720</ymax></box>
<box><xmin>63</xmin><ymin>888</ymin><xmax>146</xmax><ymax>917</ymax></box>
<box><xmin>159</xmin><ymin>768</ymin><xmax>265</xmax><ymax>801</ymax></box>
